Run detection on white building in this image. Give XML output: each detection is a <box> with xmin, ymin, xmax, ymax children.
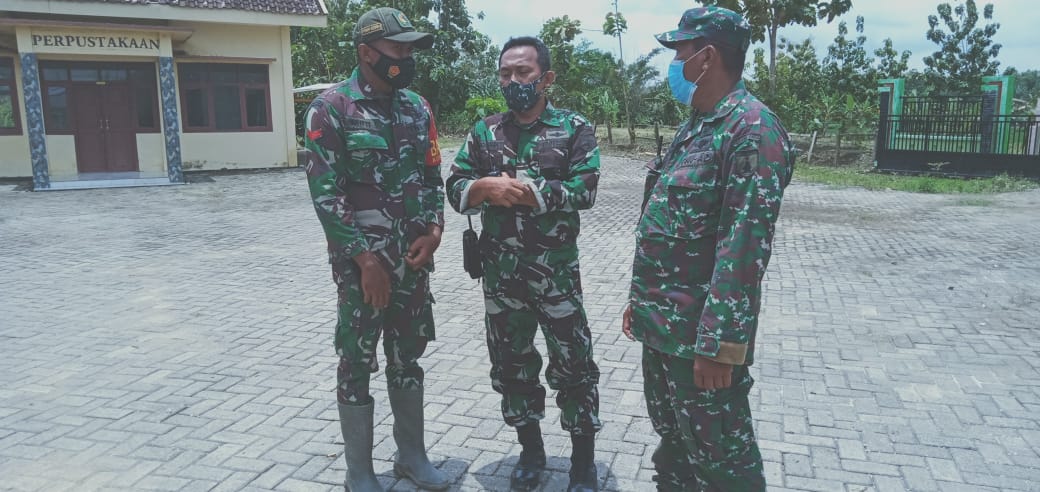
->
<box><xmin>0</xmin><ymin>0</ymin><xmax>327</xmax><ymax>190</ymax></box>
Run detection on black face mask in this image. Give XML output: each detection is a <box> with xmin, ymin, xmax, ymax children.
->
<box><xmin>501</xmin><ymin>73</ymin><xmax>546</xmax><ymax>112</ymax></box>
<box><xmin>367</xmin><ymin>46</ymin><xmax>417</xmax><ymax>90</ymax></box>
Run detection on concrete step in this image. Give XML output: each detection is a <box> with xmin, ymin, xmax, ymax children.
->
<box><xmin>40</xmin><ymin>175</ymin><xmax>182</xmax><ymax>191</ymax></box>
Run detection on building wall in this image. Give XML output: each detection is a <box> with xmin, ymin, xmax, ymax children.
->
<box><xmin>0</xmin><ymin>54</ymin><xmax>32</xmax><ymax>178</ymax></box>
<box><xmin>0</xmin><ymin>16</ymin><xmax>307</xmax><ymax>178</ymax></box>
<box><xmin>45</xmin><ymin>135</ymin><xmax>76</xmax><ymax>178</ymax></box>
<box><xmin>3</xmin><ymin>0</ymin><xmax>326</xmax><ymax>29</ymax></box>
<box><xmin>36</xmin><ymin>133</ymin><xmax>167</xmax><ymax>178</ymax></box>
<box><xmin>138</xmin><ymin>133</ymin><xmax>165</xmax><ymax>174</ymax></box>
<box><xmin>173</xmin><ymin>22</ymin><xmax>297</xmax><ymax>170</ymax></box>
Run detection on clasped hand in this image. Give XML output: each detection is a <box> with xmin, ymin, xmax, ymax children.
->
<box><xmin>405</xmin><ymin>227</ymin><xmax>441</xmax><ymax>271</ymax></box>
<box><xmin>474</xmin><ymin>176</ymin><xmax>538</xmax><ymax>208</ymax></box>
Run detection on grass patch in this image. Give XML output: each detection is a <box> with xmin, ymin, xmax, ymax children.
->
<box><xmin>795</xmin><ymin>163</ymin><xmax>1038</xmax><ymax>194</ymax></box>
<box><xmin>439</xmin><ymin>135</ymin><xmax>466</xmax><ymax>153</ymax></box>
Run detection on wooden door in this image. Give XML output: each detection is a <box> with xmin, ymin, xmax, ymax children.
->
<box><xmin>72</xmin><ymin>82</ymin><xmax>140</xmax><ymax>173</ymax></box>
<box><xmin>72</xmin><ymin>85</ymin><xmax>107</xmax><ymax>173</ymax></box>
<box><xmin>102</xmin><ymin>83</ymin><xmax>138</xmax><ymax>172</ymax></box>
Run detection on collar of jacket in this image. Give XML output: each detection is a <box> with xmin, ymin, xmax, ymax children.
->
<box><xmin>348</xmin><ymin>66</ymin><xmax>395</xmax><ymax>101</ymax></box>
<box><xmin>504</xmin><ymin>101</ymin><xmax>564</xmax><ymax>129</ymax></box>
<box><xmin>675</xmin><ymin>80</ymin><xmax>749</xmax><ymax>144</ymax></box>
<box><xmin>702</xmin><ymin>79</ymin><xmax>748</xmax><ymax>123</ymax></box>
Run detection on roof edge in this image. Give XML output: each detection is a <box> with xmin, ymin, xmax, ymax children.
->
<box><xmin>2</xmin><ymin>0</ymin><xmax>328</xmax><ymax>27</ymax></box>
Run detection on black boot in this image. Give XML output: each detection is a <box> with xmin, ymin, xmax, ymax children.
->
<box><xmin>567</xmin><ymin>434</ymin><xmax>598</xmax><ymax>492</ymax></box>
<box><xmin>510</xmin><ymin>421</ymin><xmax>546</xmax><ymax>491</ymax></box>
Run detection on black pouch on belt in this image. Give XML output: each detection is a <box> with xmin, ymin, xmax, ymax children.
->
<box><xmin>462</xmin><ymin>216</ymin><xmax>483</xmax><ymax>280</ymax></box>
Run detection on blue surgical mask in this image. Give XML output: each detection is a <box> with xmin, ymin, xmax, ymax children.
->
<box><xmin>668</xmin><ymin>47</ymin><xmax>709</xmax><ymax>106</ymax></box>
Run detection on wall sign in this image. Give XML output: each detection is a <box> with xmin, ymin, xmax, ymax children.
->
<box><xmin>30</xmin><ymin>30</ymin><xmax>161</xmax><ymax>56</ymax></box>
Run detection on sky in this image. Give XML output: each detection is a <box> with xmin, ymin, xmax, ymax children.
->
<box><xmin>463</xmin><ymin>0</ymin><xmax>1040</xmax><ymax>81</ymax></box>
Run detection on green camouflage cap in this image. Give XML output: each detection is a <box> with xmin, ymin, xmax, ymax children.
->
<box><xmin>655</xmin><ymin>6</ymin><xmax>751</xmax><ymax>52</ymax></box>
<box><xmin>353</xmin><ymin>7</ymin><xmax>434</xmax><ymax>50</ymax></box>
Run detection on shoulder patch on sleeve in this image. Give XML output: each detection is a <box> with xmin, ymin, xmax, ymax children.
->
<box><xmin>425</xmin><ymin>111</ymin><xmax>441</xmax><ymax>167</ymax></box>
<box><xmin>732</xmin><ymin>134</ymin><xmax>761</xmax><ymax>177</ymax></box>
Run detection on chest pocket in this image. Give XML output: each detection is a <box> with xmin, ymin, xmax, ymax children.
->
<box><xmin>665</xmin><ymin>150</ymin><xmax>720</xmax><ymax>240</ymax></box>
<box><xmin>477</xmin><ymin>140</ymin><xmax>507</xmax><ymax>175</ymax></box>
<box><xmin>343</xmin><ymin>122</ymin><xmax>391</xmax><ymax>184</ymax></box>
<box><xmin>531</xmin><ymin>136</ymin><xmax>570</xmax><ymax>179</ymax></box>
<box><xmin>397</xmin><ymin>119</ymin><xmax>429</xmax><ymax>160</ymax></box>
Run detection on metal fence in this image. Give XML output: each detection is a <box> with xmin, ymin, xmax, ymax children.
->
<box><xmin>876</xmin><ymin>113</ymin><xmax>1040</xmax><ymax>177</ymax></box>
<box><xmin>880</xmin><ymin>115</ymin><xmax>1040</xmax><ymax>155</ymax></box>
<box><xmin>901</xmin><ymin>95</ymin><xmax>984</xmax><ymax>118</ymax></box>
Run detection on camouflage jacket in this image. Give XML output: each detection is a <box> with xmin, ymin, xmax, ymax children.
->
<box><xmin>446</xmin><ymin>104</ymin><xmax>600</xmax><ymax>255</ymax></box>
<box><xmin>303</xmin><ymin>67</ymin><xmax>444</xmax><ymax>281</ymax></box>
<box><xmin>629</xmin><ymin>81</ymin><xmax>793</xmax><ymax>365</ymax></box>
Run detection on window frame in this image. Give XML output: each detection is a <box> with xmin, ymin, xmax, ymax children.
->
<box><xmin>0</xmin><ymin>57</ymin><xmax>23</xmax><ymax>136</ymax></box>
<box><xmin>39</xmin><ymin>61</ymin><xmax>161</xmax><ymax>135</ymax></box>
<box><xmin>177</xmin><ymin>63</ymin><xmax>273</xmax><ymax>133</ymax></box>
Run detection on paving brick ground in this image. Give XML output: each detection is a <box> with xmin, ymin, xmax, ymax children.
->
<box><xmin>2</xmin><ymin>151</ymin><xmax>1039</xmax><ymax>491</ymax></box>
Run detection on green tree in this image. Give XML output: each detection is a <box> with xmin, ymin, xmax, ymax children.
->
<box><xmin>922</xmin><ymin>0</ymin><xmax>1002</xmax><ymax>94</ymax></box>
<box><xmin>1004</xmin><ymin>68</ymin><xmax>1040</xmax><ymax>113</ymax></box>
<box><xmin>602</xmin><ymin>11</ymin><xmax>628</xmax><ymax>61</ymax></box>
<box><xmin>290</xmin><ymin>0</ymin><xmax>361</xmax><ymax>86</ymax></box>
<box><xmin>621</xmin><ymin>48</ymin><xmax>667</xmax><ymax>126</ymax></box>
<box><xmin>603</xmin><ymin>1</ymin><xmax>637</xmax><ymax>145</ymax></box>
<box><xmin>874</xmin><ymin>38</ymin><xmax>911</xmax><ymax>80</ymax></box>
<box><xmin>291</xmin><ymin>0</ymin><xmax>491</xmax><ymax>116</ymax></box>
<box><xmin>463</xmin><ymin>96</ymin><xmax>507</xmax><ymax>122</ymax></box>
<box><xmin>903</xmin><ymin>69</ymin><xmax>930</xmax><ymax>96</ymax></box>
<box><xmin>822</xmin><ymin>16</ymin><xmax>874</xmax><ymax>101</ymax></box>
<box><xmin>643</xmin><ymin>81</ymin><xmax>689</xmax><ymax>127</ymax></box>
<box><xmin>538</xmin><ymin>15</ymin><xmax>584</xmax><ymax>112</ymax></box>
<box><xmin>695</xmin><ymin>0</ymin><xmax>852</xmax><ymax>95</ymax></box>
<box><xmin>567</xmin><ymin>43</ymin><xmax>622</xmax><ymax>122</ymax></box>
<box><xmin>406</xmin><ymin>0</ymin><xmax>494</xmax><ymax>115</ymax></box>
<box><xmin>747</xmin><ymin>38</ymin><xmax>826</xmax><ymax>133</ymax></box>
<box><xmin>581</xmin><ymin>88</ymin><xmax>621</xmax><ymax>142</ymax></box>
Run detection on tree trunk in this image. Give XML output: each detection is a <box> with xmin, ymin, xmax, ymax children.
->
<box><xmin>769</xmin><ymin>25</ymin><xmax>778</xmax><ymax>97</ymax></box>
<box><xmin>807</xmin><ymin>130</ymin><xmax>818</xmax><ymax>164</ymax></box>
<box><xmin>607</xmin><ymin>118</ymin><xmax>614</xmax><ymax>145</ymax></box>
<box><xmin>621</xmin><ymin>78</ymin><xmax>635</xmax><ymax>146</ymax></box>
<box><xmin>612</xmin><ymin>3</ymin><xmax>634</xmax><ymax>147</ymax></box>
<box><xmin>833</xmin><ymin>130</ymin><xmax>843</xmax><ymax>167</ymax></box>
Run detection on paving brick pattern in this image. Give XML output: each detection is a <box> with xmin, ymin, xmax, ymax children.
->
<box><xmin>2</xmin><ymin>151</ymin><xmax>1039</xmax><ymax>491</ymax></box>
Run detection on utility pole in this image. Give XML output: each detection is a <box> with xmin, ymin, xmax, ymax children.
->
<box><xmin>610</xmin><ymin>0</ymin><xmax>635</xmax><ymax>145</ymax></box>
<box><xmin>612</xmin><ymin>0</ymin><xmax>624</xmax><ymax>64</ymax></box>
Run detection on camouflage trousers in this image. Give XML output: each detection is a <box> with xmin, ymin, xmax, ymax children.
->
<box><xmin>482</xmin><ymin>247</ymin><xmax>601</xmax><ymax>435</ymax></box>
<box><xmin>642</xmin><ymin>345</ymin><xmax>764</xmax><ymax>492</ymax></box>
<box><xmin>334</xmin><ymin>262</ymin><xmax>435</xmax><ymax>406</ymax></box>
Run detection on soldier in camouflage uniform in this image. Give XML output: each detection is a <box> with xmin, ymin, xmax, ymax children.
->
<box><xmin>303</xmin><ymin>8</ymin><xmax>451</xmax><ymax>492</ymax></box>
<box><xmin>446</xmin><ymin>36</ymin><xmax>601</xmax><ymax>492</ymax></box>
<box><xmin>621</xmin><ymin>8</ymin><xmax>794</xmax><ymax>492</ymax></box>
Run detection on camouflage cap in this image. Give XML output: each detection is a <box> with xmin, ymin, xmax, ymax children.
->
<box><xmin>353</xmin><ymin>7</ymin><xmax>434</xmax><ymax>50</ymax></box>
<box><xmin>655</xmin><ymin>6</ymin><xmax>751</xmax><ymax>52</ymax></box>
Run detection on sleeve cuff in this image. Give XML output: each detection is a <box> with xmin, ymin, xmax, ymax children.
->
<box><xmin>457</xmin><ymin>180</ymin><xmax>482</xmax><ymax>215</ymax></box>
<box><xmin>693</xmin><ymin>333</ymin><xmax>747</xmax><ymax>365</ymax></box>
<box><xmin>526</xmin><ymin>181</ymin><xmax>549</xmax><ymax>214</ymax></box>
<box><xmin>425</xmin><ymin>213</ymin><xmax>445</xmax><ymax>228</ymax></box>
<box><xmin>336</xmin><ymin>242</ymin><xmax>370</xmax><ymax>264</ymax></box>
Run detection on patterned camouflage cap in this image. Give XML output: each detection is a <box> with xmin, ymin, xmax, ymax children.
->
<box><xmin>655</xmin><ymin>6</ymin><xmax>751</xmax><ymax>52</ymax></box>
<box><xmin>354</xmin><ymin>7</ymin><xmax>434</xmax><ymax>50</ymax></box>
